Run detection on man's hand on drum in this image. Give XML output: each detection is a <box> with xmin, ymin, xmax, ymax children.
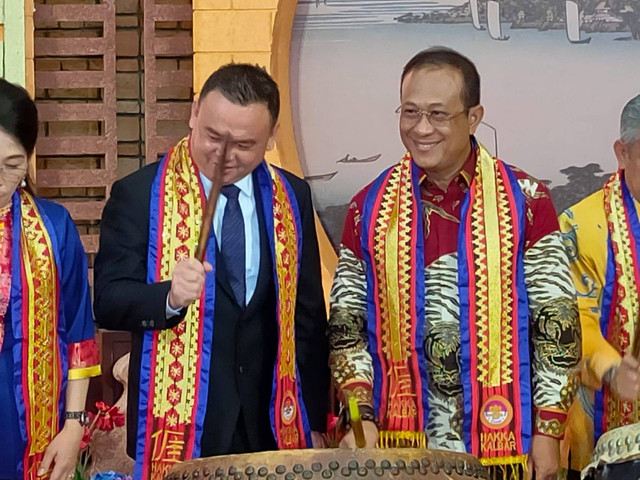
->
<box><xmin>527</xmin><ymin>434</ymin><xmax>559</xmax><ymax>480</ymax></box>
<box><xmin>339</xmin><ymin>421</ymin><xmax>379</xmax><ymax>449</ymax></box>
<box><xmin>610</xmin><ymin>353</ymin><xmax>640</xmax><ymax>400</ymax></box>
<box><xmin>168</xmin><ymin>258</ymin><xmax>213</xmax><ymax>309</ymax></box>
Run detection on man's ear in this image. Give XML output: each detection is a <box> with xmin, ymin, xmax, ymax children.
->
<box><xmin>468</xmin><ymin>105</ymin><xmax>484</xmax><ymax>135</ymax></box>
<box><xmin>614</xmin><ymin>139</ymin><xmax>628</xmax><ymax>170</ymax></box>
<box><xmin>267</xmin><ymin>123</ymin><xmax>280</xmax><ymax>151</ymax></box>
<box><xmin>189</xmin><ymin>98</ymin><xmax>199</xmax><ymax>130</ymax></box>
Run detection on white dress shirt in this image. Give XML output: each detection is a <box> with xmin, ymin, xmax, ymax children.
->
<box><xmin>204</xmin><ymin>172</ymin><xmax>260</xmax><ymax>304</ymax></box>
<box><xmin>166</xmin><ymin>173</ymin><xmax>261</xmax><ymax>317</ymax></box>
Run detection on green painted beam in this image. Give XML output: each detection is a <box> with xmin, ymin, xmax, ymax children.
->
<box><xmin>3</xmin><ymin>0</ymin><xmax>26</xmax><ymax>86</ymax></box>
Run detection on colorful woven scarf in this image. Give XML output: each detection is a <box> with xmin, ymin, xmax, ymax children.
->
<box><xmin>9</xmin><ymin>189</ymin><xmax>64</xmax><ymax>479</ymax></box>
<box><xmin>361</xmin><ymin>143</ymin><xmax>531</xmax><ymax>466</ymax></box>
<box><xmin>136</xmin><ymin>138</ymin><xmax>311</xmax><ymax>480</ymax></box>
<box><xmin>595</xmin><ymin>170</ymin><xmax>640</xmax><ymax>439</ymax></box>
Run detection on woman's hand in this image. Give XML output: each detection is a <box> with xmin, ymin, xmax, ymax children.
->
<box><xmin>38</xmin><ymin>421</ymin><xmax>84</xmax><ymax>480</ymax></box>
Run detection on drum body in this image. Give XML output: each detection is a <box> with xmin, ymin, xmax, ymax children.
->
<box><xmin>582</xmin><ymin>423</ymin><xmax>640</xmax><ymax>480</ymax></box>
<box><xmin>165</xmin><ymin>448</ymin><xmax>489</xmax><ymax>480</ymax></box>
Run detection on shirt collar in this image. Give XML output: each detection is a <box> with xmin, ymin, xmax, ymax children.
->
<box><xmin>199</xmin><ymin>172</ymin><xmax>253</xmax><ymax>199</ymax></box>
<box><xmin>459</xmin><ymin>145</ymin><xmax>477</xmax><ymax>187</ymax></box>
<box><xmin>417</xmin><ymin>139</ymin><xmax>477</xmax><ymax>188</ymax></box>
<box><xmin>234</xmin><ymin>173</ymin><xmax>254</xmax><ymax>197</ymax></box>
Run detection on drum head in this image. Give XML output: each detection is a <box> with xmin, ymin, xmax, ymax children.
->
<box><xmin>166</xmin><ymin>448</ymin><xmax>488</xmax><ymax>480</ymax></box>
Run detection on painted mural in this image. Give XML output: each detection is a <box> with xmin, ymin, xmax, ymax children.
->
<box><xmin>290</xmin><ymin>0</ymin><xmax>640</xmax><ymax>247</ymax></box>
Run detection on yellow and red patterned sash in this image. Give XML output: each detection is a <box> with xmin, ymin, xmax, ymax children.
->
<box><xmin>461</xmin><ymin>145</ymin><xmax>530</xmax><ymax>468</ymax></box>
<box><xmin>595</xmin><ymin>171</ymin><xmax>640</xmax><ymax>438</ymax></box>
<box><xmin>267</xmin><ymin>161</ymin><xmax>311</xmax><ymax>449</ymax></box>
<box><xmin>361</xmin><ymin>150</ymin><xmax>427</xmax><ymax>448</ymax></box>
<box><xmin>15</xmin><ymin>189</ymin><xmax>62</xmax><ymax>479</ymax></box>
<box><xmin>361</xmin><ymin>143</ymin><xmax>530</xmax><ymax>467</ymax></box>
<box><xmin>138</xmin><ymin>137</ymin><xmax>206</xmax><ymax>480</ymax></box>
<box><xmin>137</xmin><ymin>138</ymin><xmax>310</xmax><ymax>480</ymax></box>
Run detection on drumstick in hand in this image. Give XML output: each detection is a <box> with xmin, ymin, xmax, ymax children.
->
<box><xmin>194</xmin><ymin>137</ymin><xmax>229</xmax><ymax>262</ymax></box>
<box><xmin>633</xmin><ymin>305</ymin><xmax>640</xmax><ymax>358</ymax></box>
<box><xmin>347</xmin><ymin>392</ymin><xmax>366</xmax><ymax>448</ymax></box>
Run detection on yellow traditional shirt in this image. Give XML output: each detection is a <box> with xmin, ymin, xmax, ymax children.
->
<box><xmin>559</xmin><ymin>188</ymin><xmax>640</xmax><ymax>469</ymax></box>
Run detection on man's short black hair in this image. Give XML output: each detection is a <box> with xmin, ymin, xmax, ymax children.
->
<box><xmin>401</xmin><ymin>47</ymin><xmax>480</xmax><ymax>109</ymax></box>
<box><xmin>199</xmin><ymin>63</ymin><xmax>280</xmax><ymax>127</ymax></box>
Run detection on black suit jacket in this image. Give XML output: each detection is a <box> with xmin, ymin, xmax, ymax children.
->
<box><xmin>94</xmin><ymin>161</ymin><xmax>329</xmax><ymax>457</ymax></box>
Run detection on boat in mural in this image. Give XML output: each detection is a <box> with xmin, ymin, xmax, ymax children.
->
<box><xmin>336</xmin><ymin>153</ymin><xmax>382</xmax><ymax>164</ymax></box>
<box><xmin>470</xmin><ymin>0</ymin><xmax>484</xmax><ymax>30</ymax></box>
<box><xmin>487</xmin><ymin>1</ymin><xmax>510</xmax><ymax>40</ymax></box>
<box><xmin>305</xmin><ymin>171</ymin><xmax>338</xmax><ymax>181</ymax></box>
<box><xmin>565</xmin><ymin>0</ymin><xmax>592</xmax><ymax>43</ymax></box>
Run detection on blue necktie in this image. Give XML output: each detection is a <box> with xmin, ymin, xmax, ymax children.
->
<box><xmin>221</xmin><ymin>185</ymin><xmax>246</xmax><ymax>307</ymax></box>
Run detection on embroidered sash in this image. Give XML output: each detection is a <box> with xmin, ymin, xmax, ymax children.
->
<box><xmin>595</xmin><ymin>171</ymin><xmax>640</xmax><ymax>439</ymax></box>
<box><xmin>9</xmin><ymin>189</ymin><xmax>63</xmax><ymax>480</ymax></box>
<box><xmin>361</xmin><ymin>143</ymin><xmax>531</xmax><ymax>466</ymax></box>
<box><xmin>137</xmin><ymin>138</ymin><xmax>310</xmax><ymax>480</ymax></box>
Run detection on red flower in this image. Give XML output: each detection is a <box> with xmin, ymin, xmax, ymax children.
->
<box><xmin>327</xmin><ymin>414</ymin><xmax>339</xmax><ymax>431</ymax></box>
<box><xmin>94</xmin><ymin>402</ymin><xmax>126</xmax><ymax>431</ymax></box>
<box><xmin>80</xmin><ymin>426</ymin><xmax>92</xmax><ymax>449</ymax></box>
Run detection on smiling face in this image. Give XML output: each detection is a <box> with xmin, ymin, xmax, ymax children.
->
<box><xmin>399</xmin><ymin>66</ymin><xmax>483</xmax><ymax>183</ymax></box>
<box><xmin>188</xmin><ymin>89</ymin><xmax>278</xmax><ymax>185</ymax></box>
<box><xmin>0</xmin><ymin>128</ymin><xmax>28</xmax><ymax>207</ymax></box>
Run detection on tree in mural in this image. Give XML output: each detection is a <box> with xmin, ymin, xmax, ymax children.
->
<box><xmin>393</xmin><ymin>0</ymin><xmax>640</xmax><ymax>36</ymax></box>
<box><xmin>549</xmin><ymin>163</ymin><xmax>611</xmax><ymax>213</ymax></box>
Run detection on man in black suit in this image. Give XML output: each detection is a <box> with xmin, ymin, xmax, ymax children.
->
<box><xmin>94</xmin><ymin>64</ymin><xmax>329</xmax><ymax>476</ymax></box>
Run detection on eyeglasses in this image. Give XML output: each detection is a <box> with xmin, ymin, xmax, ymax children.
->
<box><xmin>395</xmin><ymin>105</ymin><xmax>468</xmax><ymax>127</ymax></box>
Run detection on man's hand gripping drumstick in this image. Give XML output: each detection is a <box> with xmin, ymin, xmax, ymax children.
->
<box><xmin>167</xmin><ymin>138</ymin><xmax>229</xmax><ymax>310</ymax></box>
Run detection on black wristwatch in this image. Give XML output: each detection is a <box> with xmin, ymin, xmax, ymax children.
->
<box><xmin>65</xmin><ymin>410</ymin><xmax>90</xmax><ymax>427</ymax></box>
<box><xmin>340</xmin><ymin>404</ymin><xmax>379</xmax><ymax>430</ymax></box>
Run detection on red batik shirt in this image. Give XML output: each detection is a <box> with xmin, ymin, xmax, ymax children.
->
<box><xmin>328</xmin><ymin>145</ymin><xmax>580</xmax><ymax>450</ymax></box>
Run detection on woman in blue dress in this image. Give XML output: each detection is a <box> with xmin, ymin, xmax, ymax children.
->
<box><xmin>0</xmin><ymin>78</ymin><xmax>100</xmax><ymax>480</ymax></box>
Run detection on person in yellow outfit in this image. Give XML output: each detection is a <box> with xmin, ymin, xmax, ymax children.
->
<box><xmin>559</xmin><ymin>93</ymin><xmax>640</xmax><ymax>476</ymax></box>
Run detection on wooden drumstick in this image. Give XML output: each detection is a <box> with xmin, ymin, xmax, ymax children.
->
<box><xmin>632</xmin><ymin>319</ymin><xmax>640</xmax><ymax>359</ymax></box>
<box><xmin>194</xmin><ymin>137</ymin><xmax>229</xmax><ymax>262</ymax></box>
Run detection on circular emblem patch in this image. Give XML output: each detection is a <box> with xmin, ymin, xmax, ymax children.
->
<box><xmin>480</xmin><ymin>395</ymin><xmax>513</xmax><ymax>429</ymax></box>
<box><xmin>281</xmin><ymin>393</ymin><xmax>296</xmax><ymax>425</ymax></box>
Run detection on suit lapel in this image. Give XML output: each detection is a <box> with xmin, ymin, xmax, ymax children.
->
<box><xmin>245</xmin><ymin>173</ymin><xmax>272</xmax><ymax>315</ymax></box>
<box><xmin>214</xmin><ymin>244</ymin><xmax>238</xmax><ymax>307</ymax></box>
<box><xmin>215</xmin><ymin>172</ymin><xmax>272</xmax><ymax>311</ymax></box>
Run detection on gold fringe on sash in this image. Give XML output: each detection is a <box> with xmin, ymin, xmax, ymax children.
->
<box><xmin>377</xmin><ymin>430</ymin><xmax>427</xmax><ymax>449</ymax></box>
<box><xmin>481</xmin><ymin>455</ymin><xmax>529</xmax><ymax>480</ymax></box>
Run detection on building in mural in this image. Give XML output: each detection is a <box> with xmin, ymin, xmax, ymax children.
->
<box><xmin>291</xmin><ymin>0</ymin><xmax>639</xmax><ymax>247</ymax></box>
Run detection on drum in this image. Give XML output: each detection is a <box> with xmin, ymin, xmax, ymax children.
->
<box><xmin>165</xmin><ymin>448</ymin><xmax>489</xmax><ymax>480</ymax></box>
<box><xmin>582</xmin><ymin>423</ymin><xmax>640</xmax><ymax>479</ymax></box>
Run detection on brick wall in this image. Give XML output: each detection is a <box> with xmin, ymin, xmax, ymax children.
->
<box><xmin>34</xmin><ymin>0</ymin><xmax>110</xmax><ymax>266</ymax></box>
<box><xmin>33</xmin><ymin>0</ymin><xmax>194</xmax><ymax>276</ymax></box>
<box><xmin>115</xmin><ymin>0</ymin><xmax>192</xmax><ymax>174</ymax></box>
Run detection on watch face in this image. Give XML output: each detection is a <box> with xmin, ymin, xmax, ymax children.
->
<box><xmin>80</xmin><ymin>411</ymin><xmax>90</xmax><ymax>427</ymax></box>
<box><xmin>67</xmin><ymin>411</ymin><xmax>90</xmax><ymax>426</ymax></box>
